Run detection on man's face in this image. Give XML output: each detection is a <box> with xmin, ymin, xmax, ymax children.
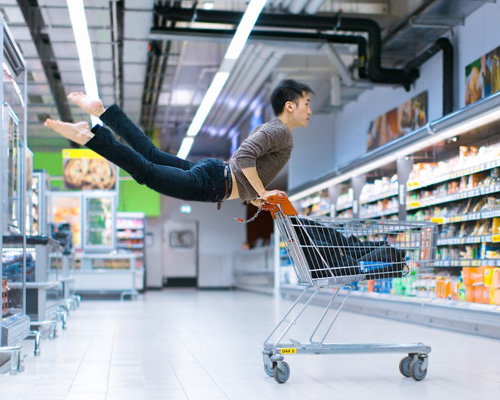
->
<box><xmin>288</xmin><ymin>92</ymin><xmax>312</xmax><ymax>128</ymax></box>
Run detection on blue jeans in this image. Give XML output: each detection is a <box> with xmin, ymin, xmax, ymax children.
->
<box><xmin>86</xmin><ymin>105</ymin><xmax>227</xmax><ymax>202</ymax></box>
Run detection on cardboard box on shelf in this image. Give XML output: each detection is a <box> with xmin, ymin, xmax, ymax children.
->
<box><xmin>465</xmin><ymin>285</ymin><xmax>475</xmax><ymax>302</ymax></box>
<box><xmin>473</xmin><ymin>286</ymin><xmax>491</xmax><ymax>304</ymax></box>
<box><xmin>492</xmin><ymin>268</ymin><xmax>500</xmax><ymax>289</ymax></box>
<box><xmin>491</xmin><ymin>289</ymin><xmax>500</xmax><ymax>305</ymax></box>
<box><xmin>484</xmin><ymin>267</ymin><xmax>496</xmax><ymax>287</ymax></box>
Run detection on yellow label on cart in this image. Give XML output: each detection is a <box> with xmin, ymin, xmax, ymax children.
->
<box><xmin>280</xmin><ymin>348</ymin><xmax>297</xmax><ymax>354</ymax></box>
<box><xmin>493</xmin><ymin>235</ymin><xmax>500</xmax><ymax>243</ymax></box>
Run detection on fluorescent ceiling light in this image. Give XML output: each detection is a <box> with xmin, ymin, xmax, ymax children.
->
<box><xmin>290</xmin><ymin>93</ymin><xmax>500</xmax><ymax>202</ymax></box>
<box><xmin>178</xmin><ymin>1</ymin><xmax>267</xmax><ymax>158</ymax></box>
<box><xmin>186</xmin><ymin>72</ymin><xmax>230</xmax><ymax>137</ymax></box>
<box><xmin>177</xmin><ymin>137</ymin><xmax>195</xmax><ymax>160</ymax></box>
<box><xmin>203</xmin><ymin>1</ymin><xmax>215</xmax><ymax>10</ymax></box>
<box><xmin>67</xmin><ymin>0</ymin><xmax>100</xmax><ymax>126</ymax></box>
<box><xmin>224</xmin><ymin>0</ymin><xmax>268</xmax><ymax>60</ymax></box>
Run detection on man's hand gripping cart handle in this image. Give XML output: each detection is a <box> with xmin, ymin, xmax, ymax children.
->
<box><xmin>235</xmin><ymin>196</ymin><xmax>298</xmax><ymax>223</ymax></box>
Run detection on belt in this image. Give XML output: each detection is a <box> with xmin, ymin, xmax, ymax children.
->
<box><xmin>217</xmin><ymin>163</ymin><xmax>233</xmax><ymax>210</ymax></box>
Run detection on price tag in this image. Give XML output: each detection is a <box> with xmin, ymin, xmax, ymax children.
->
<box><xmin>410</xmin><ymin>201</ymin><xmax>420</xmax><ymax>208</ymax></box>
<box><xmin>280</xmin><ymin>348</ymin><xmax>297</xmax><ymax>355</ymax></box>
<box><xmin>471</xmin><ymin>260</ymin><xmax>481</xmax><ymax>267</ymax></box>
<box><xmin>431</xmin><ymin>218</ymin><xmax>444</xmax><ymax>224</ymax></box>
<box><xmin>493</xmin><ymin>235</ymin><xmax>500</xmax><ymax>243</ymax></box>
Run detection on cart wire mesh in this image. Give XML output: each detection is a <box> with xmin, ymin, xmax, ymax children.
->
<box><xmin>276</xmin><ymin>215</ymin><xmax>437</xmax><ymax>287</ymax></box>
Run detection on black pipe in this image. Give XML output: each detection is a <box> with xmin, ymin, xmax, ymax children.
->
<box><xmin>405</xmin><ymin>38</ymin><xmax>453</xmax><ymax>116</ymax></box>
<box><xmin>151</xmin><ymin>26</ymin><xmax>369</xmax><ymax>79</ymax></box>
<box><xmin>154</xmin><ymin>6</ymin><xmax>419</xmax><ymax>90</ymax></box>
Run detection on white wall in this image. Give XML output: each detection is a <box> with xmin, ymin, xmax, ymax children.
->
<box><xmin>161</xmin><ymin>197</ymin><xmax>246</xmax><ymax>287</ymax></box>
<box><xmin>455</xmin><ymin>3</ymin><xmax>500</xmax><ymax>109</ymax></box>
<box><xmin>289</xmin><ymin>1</ymin><xmax>500</xmax><ymax>190</ymax></box>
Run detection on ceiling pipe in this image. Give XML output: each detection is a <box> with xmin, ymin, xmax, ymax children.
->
<box><xmin>405</xmin><ymin>37</ymin><xmax>454</xmax><ymax>116</ymax></box>
<box><xmin>154</xmin><ymin>5</ymin><xmax>419</xmax><ymax>90</ymax></box>
<box><xmin>150</xmin><ymin>27</ymin><xmax>368</xmax><ymax>79</ymax></box>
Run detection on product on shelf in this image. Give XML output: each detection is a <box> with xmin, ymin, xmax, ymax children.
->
<box><xmin>116</xmin><ymin>213</ymin><xmax>146</xmax><ymax>269</ymax></box>
<box><xmin>2</xmin><ymin>278</ymin><xmax>7</xmax><ymax>315</ymax></box>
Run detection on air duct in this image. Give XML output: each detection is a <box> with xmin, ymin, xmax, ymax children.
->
<box><xmin>154</xmin><ymin>5</ymin><xmax>420</xmax><ymax>90</ymax></box>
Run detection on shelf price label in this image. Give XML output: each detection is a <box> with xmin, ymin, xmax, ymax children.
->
<box><xmin>431</xmin><ymin>217</ymin><xmax>444</xmax><ymax>224</ymax></box>
<box><xmin>493</xmin><ymin>235</ymin><xmax>500</xmax><ymax>243</ymax></box>
<box><xmin>409</xmin><ymin>201</ymin><xmax>420</xmax><ymax>208</ymax></box>
<box><xmin>280</xmin><ymin>348</ymin><xmax>297</xmax><ymax>354</ymax></box>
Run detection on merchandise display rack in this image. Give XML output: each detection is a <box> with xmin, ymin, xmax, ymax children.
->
<box><xmin>282</xmin><ymin>103</ymin><xmax>500</xmax><ymax>337</ymax></box>
<box><xmin>0</xmin><ymin>16</ymin><xmax>28</xmax><ymax>374</ymax></box>
<box><xmin>116</xmin><ymin>212</ymin><xmax>146</xmax><ymax>291</ymax></box>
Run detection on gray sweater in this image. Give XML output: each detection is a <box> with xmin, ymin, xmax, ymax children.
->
<box><xmin>229</xmin><ymin>118</ymin><xmax>293</xmax><ymax>202</ymax></box>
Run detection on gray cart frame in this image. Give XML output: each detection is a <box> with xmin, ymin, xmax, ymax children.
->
<box><xmin>261</xmin><ymin>196</ymin><xmax>437</xmax><ymax>383</ymax></box>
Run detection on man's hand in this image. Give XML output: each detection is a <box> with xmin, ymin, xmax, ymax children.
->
<box><xmin>260</xmin><ymin>190</ymin><xmax>287</xmax><ymax>201</ymax></box>
<box><xmin>250</xmin><ymin>198</ymin><xmax>264</xmax><ymax>207</ymax></box>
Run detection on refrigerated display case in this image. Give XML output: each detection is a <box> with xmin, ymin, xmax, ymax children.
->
<box><xmin>83</xmin><ymin>193</ymin><xmax>116</xmax><ymax>252</ymax></box>
<box><xmin>48</xmin><ymin>192</ymin><xmax>117</xmax><ymax>253</ymax></box>
<box><xmin>31</xmin><ymin>170</ymin><xmax>50</xmax><ymax>236</ymax></box>
<box><xmin>116</xmin><ymin>212</ymin><xmax>146</xmax><ymax>290</ymax></box>
<box><xmin>0</xmin><ymin>16</ymin><xmax>28</xmax><ymax>374</ymax></box>
<box><xmin>49</xmin><ymin>192</ymin><xmax>83</xmax><ymax>250</ymax></box>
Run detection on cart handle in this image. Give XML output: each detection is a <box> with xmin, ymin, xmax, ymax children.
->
<box><xmin>262</xmin><ymin>195</ymin><xmax>298</xmax><ymax>218</ymax></box>
<box><xmin>234</xmin><ymin>195</ymin><xmax>298</xmax><ymax>223</ymax></box>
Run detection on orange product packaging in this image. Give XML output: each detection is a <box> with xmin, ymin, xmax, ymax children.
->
<box><xmin>367</xmin><ymin>280</ymin><xmax>374</xmax><ymax>292</ymax></box>
<box><xmin>462</xmin><ymin>267</ymin><xmax>472</xmax><ymax>285</ymax></box>
<box><xmin>491</xmin><ymin>289</ymin><xmax>500</xmax><ymax>306</ymax></box>
<box><xmin>465</xmin><ymin>285</ymin><xmax>475</xmax><ymax>303</ymax></box>
<box><xmin>492</xmin><ymin>268</ymin><xmax>500</xmax><ymax>289</ymax></box>
<box><xmin>450</xmin><ymin>281</ymin><xmax>460</xmax><ymax>300</ymax></box>
<box><xmin>470</xmin><ymin>267</ymin><xmax>485</xmax><ymax>285</ymax></box>
<box><xmin>473</xmin><ymin>286</ymin><xmax>490</xmax><ymax>304</ymax></box>
<box><xmin>435</xmin><ymin>278</ymin><xmax>444</xmax><ymax>298</ymax></box>
<box><xmin>484</xmin><ymin>267</ymin><xmax>495</xmax><ymax>287</ymax></box>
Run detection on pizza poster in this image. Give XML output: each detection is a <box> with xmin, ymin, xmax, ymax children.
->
<box><xmin>62</xmin><ymin>149</ymin><xmax>118</xmax><ymax>190</ymax></box>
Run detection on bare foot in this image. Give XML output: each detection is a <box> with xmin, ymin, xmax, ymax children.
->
<box><xmin>67</xmin><ymin>92</ymin><xmax>105</xmax><ymax>117</ymax></box>
<box><xmin>44</xmin><ymin>119</ymin><xmax>94</xmax><ymax>145</ymax></box>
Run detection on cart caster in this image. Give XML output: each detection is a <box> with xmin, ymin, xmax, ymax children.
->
<box><xmin>409</xmin><ymin>356</ymin><xmax>428</xmax><ymax>381</ymax></box>
<box><xmin>399</xmin><ymin>356</ymin><xmax>412</xmax><ymax>377</ymax></box>
<box><xmin>264</xmin><ymin>362</ymin><xmax>274</xmax><ymax>377</ymax></box>
<box><xmin>273</xmin><ymin>361</ymin><xmax>290</xmax><ymax>384</ymax></box>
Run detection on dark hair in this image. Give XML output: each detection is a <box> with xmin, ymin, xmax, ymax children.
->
<box><xmin>270</xmin><ymin>79</ymin><xmax>315</xmax><ymax>116</ymax></box>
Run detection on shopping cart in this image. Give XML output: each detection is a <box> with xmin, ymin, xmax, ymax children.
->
<box><xmin>260</xmin><ymin>196</ymin><xmax>437</xmax><ymax>384</ymax></box>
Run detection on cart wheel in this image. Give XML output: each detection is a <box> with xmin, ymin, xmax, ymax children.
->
<box><xmin>273</xmin><ymin>361</ymin><xmax>290</xmax><ymax>384</ymax></box>
<box><xmin>409</xmin><ymin>358</ymin><xmax>427</xmax><ymax>381</ymax></box>
<box><xmin>264</xmin><ymin>362</ymin><xmax>274</xmax><ymax>377</ymax></box>
<box><xmin>399</xmin><ymin>356</ymin><xmax>412</xmax><ymax>377</ymax></box>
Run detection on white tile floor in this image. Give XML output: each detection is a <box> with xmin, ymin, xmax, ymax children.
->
<box><xmin>1</xmin><ymin>289</ymin><xmax>500</xmax><ymax>400</ymax></box>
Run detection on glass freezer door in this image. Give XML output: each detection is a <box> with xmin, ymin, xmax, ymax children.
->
<box><xmin>83</xmin><ymin>194</ymin><xmax>115</xmax><ymax>252</ymax></box>
<box><xmin>49</xmin><ymin>193</ymin><xmax>83</xmax><ymax>249</ymax></box>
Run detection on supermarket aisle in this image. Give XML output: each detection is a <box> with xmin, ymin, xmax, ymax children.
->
<box><xmin>0</xmin><ymin>290</ymin><xmax>500</xmax><ymax>400</ymax></box>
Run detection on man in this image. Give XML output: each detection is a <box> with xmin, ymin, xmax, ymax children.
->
<box><xmin>44</xmin><ymin>79</ymin><xmax>314</xmax><ymax>206</ymax></box>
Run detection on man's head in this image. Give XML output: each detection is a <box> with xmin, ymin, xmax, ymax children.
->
<box><xmin>271</xmin><ymin>79</ymin><xmax>315</xmax><ymax>128</ymax></box>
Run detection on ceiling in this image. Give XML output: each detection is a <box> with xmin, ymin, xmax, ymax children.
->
<box><xmin>0</xmin><ymin>0</ymin><xmax>492</xmax><ymax>162</ymax></box>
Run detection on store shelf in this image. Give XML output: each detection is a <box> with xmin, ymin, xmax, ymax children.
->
<box><xmin>407</xmin><ymin>184</ymin><xmax>500</xmax><ymax>210</ymax></box>
<box><xmin>437</xmin><ymin>235</ymin><xmax>500</xmax><ymax>246</ymax></box>
<box><xmin>280</xmin><ymin>285</ymin><xmax>500</xmax><ymax>339</ymax></box>
<box><xmin>407</xmin><ymin>159</ymin><xmax>500</xmax><ymax>192</ymax></box>
<box><xmin>337</xmin><ymin>203</ymin><xmax>353</xmax><ymax>211</ymax></box>
<box><xmin>434</xmin><ymin>259</ymin><xmax>500</xmax><ymax>267</ymax></box>
<box><xmin>360</xmin><ymin>189</ymin><xmax>399</xmax><ymax>205</ymax></box>
<box><xmin>360</xmin><ymin>208</ymin><xmax>399</xmax><ymax>219</ymax></box>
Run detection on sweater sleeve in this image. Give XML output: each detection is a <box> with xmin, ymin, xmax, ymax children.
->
<box><xmin>233</xmin><ymin>129</ymin><xmax>277</xmax><ymax>169</ymax></box>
